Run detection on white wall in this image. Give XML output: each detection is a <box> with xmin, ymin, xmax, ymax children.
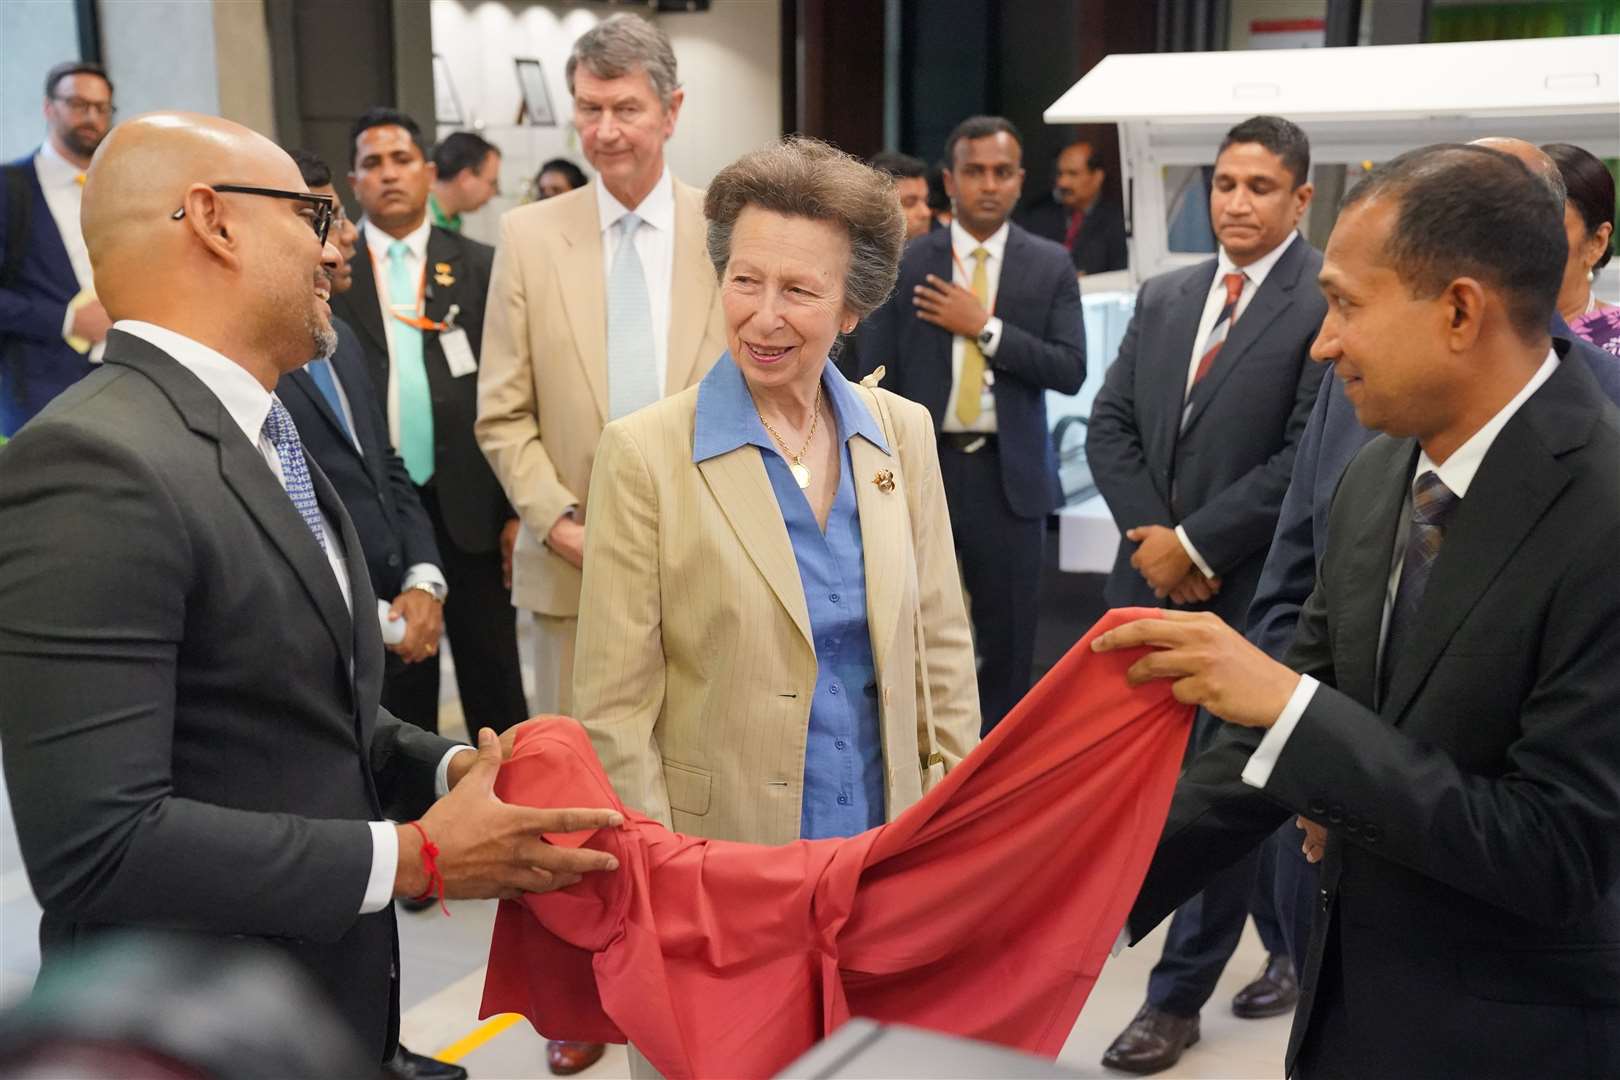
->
<box><xmin>429</xmin><ymin>0</ymin><xmax>781</xmax><ymax>245</ymax></box>
<box><xmin>98</xmin><ymin>0</ymin><xmax>222</xmax><ymax>119</ymax></box>
<box><xmin>0</xmin><ymin>0</ymin><xmax>80</xmax><ymax>162</ymax></box>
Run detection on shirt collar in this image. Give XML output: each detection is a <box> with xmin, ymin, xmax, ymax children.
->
<box><xmin>1217</xmin><ymin>230</ymin><xmax>1298</xmax><ymax>290</ymax></box>
<box><xmin>113</xmin><ymin>320</ymin><xmax>275</xmax><ymax>447</ymax></box>
<box><xmin>35</xmin><ymin>140</ymin><xmax>85</xmax><ymax>189</ymax></box>
<box><xmin>362</xmin><ymin>213</ymin><xmax>432</xmax><ymax>265</ymax></box>
<box><xmin>595</xmin><ymin>167</ymin><xmax>674</xmax><ymax>235</ymax></box>
<box><xmin>950</xmin><ymin>219</ymin><xmax>1010</xmax><ymax>264</ymax></box>
<box><xmin>427</xmin><ymin>191</ymin><xmax>461</xmax><ymax>232</ymax></box>
<box><xmin>692</xmin><ymin>352</ymin><xmax>891</xmax><ymax>464</ymax></box>
<box><xmin>1416</xmin><ymin>348</ymin><xmax>1559</xmax><ymax>499</ymax></box>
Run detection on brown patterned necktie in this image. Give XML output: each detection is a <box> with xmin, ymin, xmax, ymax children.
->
<box><xmin>1379</xmin><ymin>469</ymin><xmax>1459</xmax><ymax>704</ymax></box>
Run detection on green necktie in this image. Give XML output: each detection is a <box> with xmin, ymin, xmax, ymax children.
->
<box><xmin>386</xmin><ymin>240</ymin><xmax>434</xmax><ymax>484</ymax></box>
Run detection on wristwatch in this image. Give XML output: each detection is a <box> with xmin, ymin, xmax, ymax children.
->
<box><xmin>977</xmin><ymin>326</ymin><xmax>995</xmax><ymax>348</ymax></box>
<box><xmin>407</xmin><ymin>580</ymin><xmax>447</xmax><ymax>603</ymax></box>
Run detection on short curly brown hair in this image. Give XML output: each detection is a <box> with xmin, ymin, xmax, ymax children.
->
<box><xmin>704</xmin><ymin>136</ymin><xmax>905</xmax><ymax>319</ymax></box>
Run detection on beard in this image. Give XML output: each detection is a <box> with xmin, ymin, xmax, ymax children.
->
<box><xmin>306</xmin><ymin>305</ymin><xmax>338</xmax><ymax>361</ymax></box>
<box><xmin>61</xmin><ymin>124</ymin><xmax>105</xmax><ymax>159</ymax></box>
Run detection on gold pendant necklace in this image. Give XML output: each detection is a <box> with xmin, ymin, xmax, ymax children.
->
<box><xmin>756</xmin><ymin>387</ymin><xmax>822</xmax><ymax>490</ymax></box>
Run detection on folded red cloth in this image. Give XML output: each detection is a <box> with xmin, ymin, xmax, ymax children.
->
<box><xmin>481</xmin><ymin>608</ymin><xmax>1193</xmax><ymax>1079</ymax></box>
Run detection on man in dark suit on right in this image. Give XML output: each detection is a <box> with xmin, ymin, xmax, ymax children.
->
<box><xmin>333</xmin><ymin>107</ymin><xmax>527</xmax><ymax>737</ymax></box>
<box><xmin>1097</xmin><ymin>143</ymin><xmax>1620</xmax><ymax>1080</ymax></box>
<box><xmin>1087</xmin><ymin>115</ymin><xmax>1326</xmax><ymax>1073</ymax></box>
<box><xmin>858</xmin><ymin>115</ymin><xmax>1085</xmax><ymax>733</ymax></box>
<box><xmin>1017</xmin><ymin>138</ymin><xmax>1128</xmax><ymax>276</ymax></box>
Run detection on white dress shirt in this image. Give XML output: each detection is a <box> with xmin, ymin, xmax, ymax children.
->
<box><xmin>116</xmin><ymin>320</ymin><xmax>469</xmax><ymax>913</ymax></box>
<box><xmin>941</xmin><ymin>219</ymin><xmax>1009</xmax><ymax>434</ymax></box>
<box><xmin>35</xmin><ymin>140</ymin><xmax>105</xmax><ymax>363</ymax></box>
<box><xmin>1241</xmin><ymin>348</ymin><xmax>1560</xmax><ymax>789</ymax></box>
<box><xmin>1175</xmin><ymin>231</ymin><xmax>1301</xmax><ymax>577</ymax></box>
<box><xmin>596</xmin><ymin>168</ymin><xmax>676</xmax><ymax>394</ymax></box>
<box><xmin>362</xmin><ymin>215</ymin><xmax>433</xmax><ymax>452</ymax></box>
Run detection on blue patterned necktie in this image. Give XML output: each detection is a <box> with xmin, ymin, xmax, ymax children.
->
<box><xmin>386</xmin><ymin>240</ymin><xmax>434</xmax><ymax>484</ymax></box>
<box><xmin>606</xmin><ymin>212</ymin><xmax>659</xmax><ymax>420</ymax></box>
<box><xmin>262</xmin><ymin>397</ymin><xmax>327</xmax><ymax>553</ymax></box>
<box><xmin>1379</xmin><ymin>469</ymin><xmax>1459</xmax><ymax>703</ymax></box>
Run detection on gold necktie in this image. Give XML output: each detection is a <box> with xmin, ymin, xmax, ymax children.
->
<box><xmin>954</xmin><ymin>247</ymin><xmax>989</xmax><ymax>425</ymax></box>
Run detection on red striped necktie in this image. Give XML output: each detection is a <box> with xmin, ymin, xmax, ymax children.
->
<box><xmin>1191</xmin><ymin>271</ymin><xmax>1247</xmax><ymax>388</ymax></box>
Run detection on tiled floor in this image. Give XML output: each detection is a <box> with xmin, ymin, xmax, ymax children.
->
<box><xmin>0</xmin><ymin>565</ymin><xmax>1291</xmax><ymax>1078</ymax></box>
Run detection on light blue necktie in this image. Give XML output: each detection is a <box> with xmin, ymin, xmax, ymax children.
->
<box><xmin>386</xmin><ymin>240</ymin><xmax>434</xmax><ymax>484</ymax></box>
<box><xmin>262</xmin><ymin>398</ymin><xmax>326</xmax><ymax>553</ymax></box>
<box><xmin>305</xmin><ymin>358</ymin><xmax>355</xmax><ymax>447</ymax></box>
<box><xmin>606</xmin><ymin>212</ymin><xmax>659</xmax><ymax>420</ymax></box>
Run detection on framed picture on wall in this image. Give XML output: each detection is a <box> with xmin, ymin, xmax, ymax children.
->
<box><xmin>433</xmin><ymin>54</ymin><xmax>463</xmax><ymax>125</ymax></box>
<box><xmin>515</xmin><ymin>57</ymin><xmax>556</xmax><ymax>127</ymax></box>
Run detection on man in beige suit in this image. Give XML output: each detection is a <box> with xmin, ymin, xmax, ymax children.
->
<box><xmin>477</xmin><ymin>12</ymin><xmax>725</xmax><ymax>718</ymax></box>
<box><xmin>474</xmin><ymin>14</ymin><xmax>724</xmax><ymax>1077</ymax></box>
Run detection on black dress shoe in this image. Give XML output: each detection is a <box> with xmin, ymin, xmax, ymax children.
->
<box><xmin>1100</xmin><ymin>1004</ymin><xmax>1200</xmax><ymax>1075</ymax></box>
<box><xmin>385</xmin><ymin>1044</ymin><xmax>468</xmax><ymax>1080</ymax></box>
<box><xmin>1231</xmin><ymin>953</ymin><xmax>1299</xmax><ymax>1019</ymax></box>
<box><xmin>397</xmin><ymin>894</ymin><xmax>438</xmax><ymax>913</ymax></box>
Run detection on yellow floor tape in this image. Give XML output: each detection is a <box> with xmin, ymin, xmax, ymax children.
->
<box><xmin>434</xmin><ymin>1012</ymin><xmax>524</xmax><ymax>1064</ymax></box>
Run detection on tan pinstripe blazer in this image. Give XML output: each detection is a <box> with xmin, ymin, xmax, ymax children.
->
<box><xmin>475</xmin><ymin>178</ymin><xmax>727</xmax><ymax>616</ymax></box>
<box><xmin>573</xmin><ymin>369</ymin><xmax>981</xmax><ymax>844</ymax></box>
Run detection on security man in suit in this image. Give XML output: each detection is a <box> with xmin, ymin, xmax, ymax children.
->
<box><xmin>1016</xmin><ymin>138</ymin><xmax>1128</xmax><ymax>276</ymax></box>
<box><xmin>1098</xmin><ymin>143</ymin><xmax>1620</xmax><ymax>1080</ymax></box>
<box><xmin>0</xmin><ymin>111</ymin><xmax>621</xmax><ymax>1074</ymax></box>
<box><xmin>858</xmin><ymin>115</ymin><xmax>1085</xmax><ymax>734</ymax></box>
<box><xmin>0</xmin><ymin>61</ymin><xmax>116</xmax><ymax>437</ymax></box>
<box><xmin>1086</xmin><ymin>114</ymin><xmax>1327</xmax><ymax>1074</ymax></box>
<box><xmin>331</xmin><ymin>107</ymin><xmax>527</xmax><ymax>737</ymax></box>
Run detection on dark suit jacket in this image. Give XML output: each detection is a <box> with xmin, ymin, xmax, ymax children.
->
<box><xmin>857</xmin><ymin>223</ymin><xmax>1086</xmax><ymax>519</ymax></box>
<box><xmin>331</xmin><ymin>225</ymin><xmax>511</xmax><ymax>554</ymax></box>
<box><xmin>277</xmin><ymin>315</ymin><xmax>441</xmax><ymax>601</ymax></box>
<box><xmin>0</xmin><ymin>152</ymin><xmax>96</xmax><ymax>437</ymax></box>
<box><xmin>1016</xmin><ymin>192</ymin><xmax>1128</xmax><ymax>276</ymax></box>
<box><xmin>0</xmin><ymin>330</ymin><xmax>457</xmax><ymax>1064</ymax></box>
<box><xmin>1247</xmin><ymin>320</ymin><xmax>1620</xmax><ymax>663</ymax></box>
<box><xmin>1087</xmin><ymin>238</ymin><xmax>1327</xmax><ymax>628</ymax></box>
<box><xmin>1129</xmin><ymin>346</ymin><xmax>1620</xmax><ymax>1077</ymax></box>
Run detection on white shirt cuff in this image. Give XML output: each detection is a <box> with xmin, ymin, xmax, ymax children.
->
<box><xmin>979</xmin><ymin>316</ymin><xmax>1004</xmax><ymax>358</ymax></box>
<box><xmin>1241</xmin><ymin>675</ymin><xmax>1318</xmax><ymax>789</ymax></box>
<box><xmin>1174</xmin><ymin>525</ymin><xmax>1218</xmax><ymax>580</ymax></box>
<box><xmin>401</xmin><ymin>562</ymin><xmax>448</xmax><ymax>596</ymax></box>
<box><xmin>61</xmin><ymin>300</ymin><xmax>78</xmax><ymax>342</ymax></box>
<box><xmin>360</xmin><ymin>820</ymin><xmax>398</xmax><ymax>914</ymax></box>
<box><xmin>437</xmin><ymin>745</ymin><xmax>477</xmax><ymax>798</ymax></box>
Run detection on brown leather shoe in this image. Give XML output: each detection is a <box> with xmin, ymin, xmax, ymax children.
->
<box><xmin>546</xmin><ymin>1040</ymin><xmax>605</xmax><ymax>1076</ymax></box>
<box><xmin>1231</xmin><ymin>954</ymin><xmax>1299</xmax><ymax>1019</ymax></box>
<box><xmin>1100</xmin><ymin>1004</ymin><xmax>1200</xmax><ymax>1075</ymax></box>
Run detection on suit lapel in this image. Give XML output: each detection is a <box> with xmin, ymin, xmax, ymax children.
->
<box><xmin>1182</xmin><ymin>240</ymin><xmax>1305</xmax><ymax>436</ymax></box>
<box><xmin>423</xmin><ymin>228</ymin><xmax>463</xmax><ymax>328</ymax></box>
<box><xmin>285</xmin><ymin>369</ymin><xmax>361</xmax><ymax>460</ymax></box>
<box><xmin>665</xmin><ymin>180</ymin><xmax>712</xmax><ymax>394</ymax></box>
<box><xmin>1381</xmin><ymin>411</ymin><xmax>1573</xmax><ymax>723</ymax></box>
<box><xmin>850</xmin><ymin>436</ymin><xmax>906</xmax><ymax>665</ymax></box>
<box><xmin>697</xmin><ymin>448</ymin><xmax>814</xmax><ymax>651</ymax></box>
<box><xmin>1159</xmin><ymin>264</ymin><xmax>1216</xmax><ymax>459</ymax></box>
<box><xmin>925</xmin><ymin>234</ymin><xmax>956</xmax><ymax>387</ymax></box>
<box><xmin>24</xmin><ymin>160</ymin><xmax>77</xmax><ymax>293</ymax></box>
<box><xmin>1337</xmin><ymin>439</ymin><xmax>1415</xmax><ymax>709</ymax></box>
<box><xmin>557</xmin><ymin>187</ymin><xmax>610</xmax><ymax>421</ymax></box>
<box><xmin>344</xmin><ymin>234</ymin><xmax>391</xmax><ymax>389</ymax></box>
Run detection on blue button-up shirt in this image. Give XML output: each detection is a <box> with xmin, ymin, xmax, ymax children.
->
<box><xmin>693</xmin><ymin>353</ymin><xmax>891</xmax><ymax>839</ymax></box>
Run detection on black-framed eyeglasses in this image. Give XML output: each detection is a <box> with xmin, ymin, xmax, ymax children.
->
<box><xmin>50</xmin><ymin>95</ymin><xmax>115</xmax><ymax>118</ymax></box>
<box><xmin>170</xmin><ymin>185</ymin><xmax>335</xmax><ymax>246</ymax></box>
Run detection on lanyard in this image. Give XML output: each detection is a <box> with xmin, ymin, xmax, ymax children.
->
<box><xmin>950</xmin><ymin>244</ymin><xmax>998</xmax><ymax>319</ymax></box>
<box><xmin>368</xmin><ymin>245</ymin><xmax>454</xmax><ymax>333</ymax></box>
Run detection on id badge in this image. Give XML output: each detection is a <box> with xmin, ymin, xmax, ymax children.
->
<box><xmin>440</xmin><ymin>326</ymin><xmax>478</xmax><ymax>377</ymax></box>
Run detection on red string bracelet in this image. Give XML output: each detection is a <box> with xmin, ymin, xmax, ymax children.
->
<box><xmin>406</xmin><ymin>820</ymin><xmax>449</xmax><ymax>916</ymax></box>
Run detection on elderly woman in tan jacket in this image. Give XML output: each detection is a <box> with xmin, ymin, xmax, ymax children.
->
<box><xmin>573</xmin><ymin>137</ymin><xmax>980</xmax><ymax>846</ymax></box>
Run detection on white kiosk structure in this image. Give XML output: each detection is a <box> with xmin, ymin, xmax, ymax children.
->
<box><xmin>1043</xmin><ymin>34</ymin><xmax>1620</xmax><ymax>574</ymax></box>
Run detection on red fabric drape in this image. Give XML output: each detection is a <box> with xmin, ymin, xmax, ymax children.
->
<box><xmin>481</xmin><ymin>608</ymin><xmax>1193</xmax><ymax>1079</ymax></box>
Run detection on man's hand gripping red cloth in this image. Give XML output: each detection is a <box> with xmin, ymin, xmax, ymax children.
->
<box><xmin>481</xmin><ymin>609</ymin><xmax>1195</xmax><ymax>1079</ymax></box>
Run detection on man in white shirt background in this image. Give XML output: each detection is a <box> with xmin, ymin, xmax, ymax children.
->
<box><xmin>0</xmin><ymin>61</ymin><xmax>115</xmax><ymax>438</ymax></box>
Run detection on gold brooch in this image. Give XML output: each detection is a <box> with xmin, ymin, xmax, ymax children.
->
<box><xmin>433</xmin><ymin>262</ymin><xmax>455</xmax><ymax>287</ymax></box>
<box><xmin>873</xmin><ymin>469</ymin><xmax>895</xmax><ymax>493</ymax></box>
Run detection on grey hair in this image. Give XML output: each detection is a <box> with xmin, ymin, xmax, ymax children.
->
<box><xmin>566</xmin><ymin>13</ymin><xmax>680</xmax><ymax>109</ymax></box>
<box><xmin>704</xmin><ymin>137</ymin><xmax>906</xmax><ymax>320</ymax></box>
